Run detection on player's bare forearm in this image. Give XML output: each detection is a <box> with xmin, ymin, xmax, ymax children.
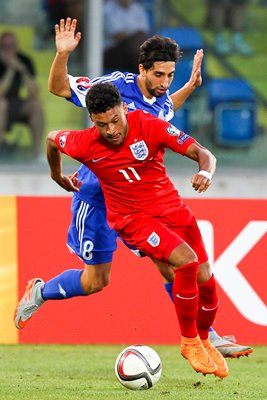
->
<box><xmin>46</xmin><ymin>134</ymin><xmax>80</xmax><ymax>193</ymax></box>
<box><xmin>185</xmin><ymin>142</ymin><xmax>216</xmax><ymax>172</ymax></box>
<box><xmin>170</xmin><ymin>84</ymin><xmax>196</xmax><ymax>110</ymax></box>
<box><xmin>196</xmin><ymin>148</ymin><xmax>216</xmax><ymax>177</ymax></box>
<box><xmin>46</xmin><ymin>135</ymin><xmax>63</xmax><ymax>181</ymax></box>
<box><xmin>48</xmin><ymin>18</ymin><xmax>81</xmax><ymax>98</ymax></box>
<box><xmin>170</xmin><ymin>49</ymin><xmax>203</xmax><ymax>111</ymax></box>
<box><xmin>185</xmin><ymin>141</ymin><xmax>216</xmax><ymax>193</ymax></box>
<box><xmin>48</xmin><ymin>52</ymin><xmax>71</xmax><ymax>97</ymax></box>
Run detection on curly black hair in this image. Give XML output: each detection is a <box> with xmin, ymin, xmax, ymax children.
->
<box><xmin>138</xmin><ymin>35</ymin><xmax>181</xmax><ymax>70</ymax></box>
<box><xmin>85</xmin><ymin>82</ymin><xmax>123</xmax><ymax>114</ymax></box>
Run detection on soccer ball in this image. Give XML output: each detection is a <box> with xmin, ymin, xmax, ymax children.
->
<box><xmin>115</xmin><ymin>344</ymin><xmax>162</xmax><ymax>390</ymax></box>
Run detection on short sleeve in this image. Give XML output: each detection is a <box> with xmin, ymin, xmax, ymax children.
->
<box><xmin>142</xmin><ymin>112</ymin><xmax>195</xmax><ymax>155</ymax></box>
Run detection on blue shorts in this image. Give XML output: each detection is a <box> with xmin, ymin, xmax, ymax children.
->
<box><xmin>67</xmin><ymin>196</ymin><xmax>118</xmax><ymax>265</ymax></box>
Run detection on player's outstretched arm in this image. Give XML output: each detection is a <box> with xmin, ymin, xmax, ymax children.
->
<box><xmin>48</xmin><ymin>18</ymin><xmax>82</xmax><ymax>98</ymax></box>
<box><xmin>184</xmin><ymin>141</ymin><xmax>216</xmax><ymax>193</ymax></box>
<box><xmin>170</xmin><ymin>49</ymin><xmax>203</xmax><ymax>111</ymax></box>
<box><xmin>46</xmin><ymin>131</ymin><xmax>81</xmax><ymax>192</ymax></box>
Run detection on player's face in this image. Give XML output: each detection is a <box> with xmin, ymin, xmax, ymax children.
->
<box><xmin>91</xmin><ymin>104</ymin><xmax>128</xmax><ymax>146</ymax></box>
<box><xmin>140</xmin><ymin>61</ymin><xmax>176</xmax><ymax>98</ymax></box>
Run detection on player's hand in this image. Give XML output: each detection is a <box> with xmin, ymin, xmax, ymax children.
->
<box><xmin>188</xmin><ymin>49</ymin><xmax>203</xmax><ymax>88</ymax></box>
<box><xmin>68</xmin><ymin>171</ymin><xmax>83</xmax><ymax>189</ymax></box>
<box><xmin>55</xmin><ymin>18</ymin><xmax>82</xmax><ymax>54</ymax></box>
<box><xmin>53</xmin><ymin>174</ymin><xmax>81</xmax><ymax>192</ymax></box>
<box><xmin>190</xmin><ymin>172</ymin><xmax>211</xmax><ymax>193</ymax></box>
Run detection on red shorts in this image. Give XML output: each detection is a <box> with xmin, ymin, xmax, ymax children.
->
<box><xmin>115</xmin><ymin>202</ymin><xmax>208</xmax><ymax>264</ymax></box>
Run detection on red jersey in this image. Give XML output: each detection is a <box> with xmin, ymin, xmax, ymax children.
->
<box><xmin>55</xmin><ymin>110</ymin><xmax>195</xmax><ymax>228</ymax></box>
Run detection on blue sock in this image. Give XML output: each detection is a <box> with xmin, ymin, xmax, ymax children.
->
<box><xmin>164</xmin><ymin>282</ymin><xmax>214</xmax><ymax>333</ymax></box>
<box><xmin>164</xmin><ymin>282</ymin><xmax>174</xmax><ymax>302</ymax></box>
<box><xmin>41</xmin><ymin>269</ymin><xmax>87</xmax><ymax>300</ymax></box>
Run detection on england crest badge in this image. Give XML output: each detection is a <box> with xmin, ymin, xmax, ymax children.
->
<box><xmin>147</xmin><ymin>231</ymin><xmax>160</xmax><ymax>247</ymax></box>
<box><xmin>130</xmin><ymin>140</ymin><xmax>149</xmax><ymax>160</ymax></box>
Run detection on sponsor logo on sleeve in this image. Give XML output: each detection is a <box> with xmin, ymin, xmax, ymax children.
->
<box><xmin>166</xmin><ymin>124</ymin><xmax>181</xmax><ymax>137</ymax></box>
<box><xmin>166</xmin><ymin>124</ymin><xmax>190</xmax><ymax>145</ymax></box>
<box><xmin>76</xmin><ymin>77</ymin><xmax>92</xmax><ymax>92</ymax></box>
<box><xmin>59</xmin><ymin>132</ymin><xmax>70</xmax><ymax>148</ymax></box>
<box><xmin>176</xmin><ymin>132</ymin><xmax>190</xmax><ymax>145</ymax></box>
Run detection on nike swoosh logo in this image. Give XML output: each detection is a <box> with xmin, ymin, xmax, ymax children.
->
<box><xmin>92</xmin><ymin>157</ymin><xmax>107</xmax><ymax>163</ymax></box>
<box><xmin>201</xmin><ymin>302</ymin><xmax>219</xmax><ymax>311</ymax></box>
<box><xmin>176</xmin><ymin>294</ymin><xmax>198</xmax><ymax>300</ymax></box>
<box><xmin>17</xmin><ymin>318</ymin><xmax>29</xmax><ymax>329</ymax></box>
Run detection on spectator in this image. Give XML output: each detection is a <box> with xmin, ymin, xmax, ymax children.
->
<box><xmin>205</xmin><ymin>0</ymin><xmax>253</xmax><ymax>56</ymax></box>
<box><xmin>0</xmin><ymin>31</ymin><xmax>44</xmax><ymax>159</ymax></box>
<box><xmin>104</xmin><ymin>0</ymin><xmax>150</xmax><ymax>72</ymax></box>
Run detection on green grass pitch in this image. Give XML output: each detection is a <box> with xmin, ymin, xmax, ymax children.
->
<box><xmin>0</xmin><ymin>344</ymin><xmax>266</xmax><ymax>400</ymax></box>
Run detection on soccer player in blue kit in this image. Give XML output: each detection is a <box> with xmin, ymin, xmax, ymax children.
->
<box><xmin>14</xmin><ymin>18</ymin><xmax>252</xmax><ymax>358</ymax></box>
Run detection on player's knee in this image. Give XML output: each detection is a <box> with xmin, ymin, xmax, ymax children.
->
<box><xmin>82</xmin><ymin>275</ymin><xmax>110</xmax><ymax>295</ymax></box>
<box><xmin>81</xmin><ymin>263</ymin><xmax>111</xmax><ymax>294</ymax></box>
<box><xmin>197</xmin><ymin>261</ymin><xmax>212</xmax><ymax>283</ymax></box>
<box><xmin>94</xmin><ymin>275</ymin><xmax>110</xmax><ymax>292</ymax></box>
<box><xmin>169</xmin><ymin>243</ymin><xmax>198</xmax><ymax>268</ymax></box>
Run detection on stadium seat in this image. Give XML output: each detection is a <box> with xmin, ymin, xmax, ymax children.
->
<box><xmin>158</xmin><ymin>27</ymin><xmax>207</xmax><ymax>89</ymax></box>
<box><xmin>171</xmin><ymin>105</ymin><xmax>190</xmax><ymax>133</ymax></box>
<box><xmin>157</xmin><ymin>26</ymin><xmax>205</xmax><ymax>54</ymax></box>
<box><xmin>157</xmin><ymin>27</ymin><xmax>207</xmax><ymax>131</ymax></box>
<box><xmin>171</xmin><ymin>57</ymin><xmax>206</xmax><ymax>90</ymax></box>
<box><xmin>208</xmin><ymin>78</ymin><xmax>255</xmax><ymax>110</ymax></box>
<box><xmin>208</xmin><ymin>78</ymin><xmax>257</xmax><ymax>146</ymax></box>
<box><xmin>214</xmin><ymin>103</ymin><xmax>257</xmax><ymax>146</ymax></box>
<box><xmin>171</xmin><ymin>59</ymin><xmax>194</xmax><ymax>90</ymax></box>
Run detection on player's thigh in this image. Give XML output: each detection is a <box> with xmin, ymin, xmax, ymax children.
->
<box><xmin>166</xmin><ymin>208</ymin><xmax>209</xmax><ymax>265</ymax></box>
<box><xmin>119</xmin><ymin>235</ymin><xmax>176</xmax><ymax>282</ymax></box>
<box><xmin>177</xmin><ymin>222</ymin><xmax>208</xmax><ymax>265</ymax></box>
<box><xmin>67</xmin><ymin>197</ymin><xmax>118</xmax><ymax>265</ymax></box>
<box><xmin>117</xmin><ymin>216</ymin><xmax>185</xmax><ymax>263</ymax></box>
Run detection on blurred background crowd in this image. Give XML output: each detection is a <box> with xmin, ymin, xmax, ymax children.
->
<box><xmin>0</xmin><ymin>0</ymin><xmax>266</xmax><ymax>170</ymax></box>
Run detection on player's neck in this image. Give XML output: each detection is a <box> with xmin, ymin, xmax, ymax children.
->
<box><xmin>137</xmin><ymin>75</ymin><xmax>153</xmax><ymax>100</ymax></box>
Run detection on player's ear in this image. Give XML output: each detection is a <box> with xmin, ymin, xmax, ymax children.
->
<box><xmin>89</xmin><ymin>113</ymin><xmax>94</xmax><ymax>123</ymax></box>
<box><xmin>139</xmin><ymin>64</ymin><xmax>145</xmax><ymax>75</ymax></box>
<box><xmin>123</xmin><ymin>103</ymin><xmax>128</xmax><ymax>114</ymax></box>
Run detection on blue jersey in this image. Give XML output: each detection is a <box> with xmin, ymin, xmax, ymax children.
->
<box><xmin>68</xmin><ymin>71</ymin><xmax>174</xmax><ymax>205</ymax></box>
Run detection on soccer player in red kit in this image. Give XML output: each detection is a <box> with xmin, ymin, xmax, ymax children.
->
<box><xmin>46</xmin><ymin>82</ymin><xmax>229</xmax><ymax>378</ymax></box>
